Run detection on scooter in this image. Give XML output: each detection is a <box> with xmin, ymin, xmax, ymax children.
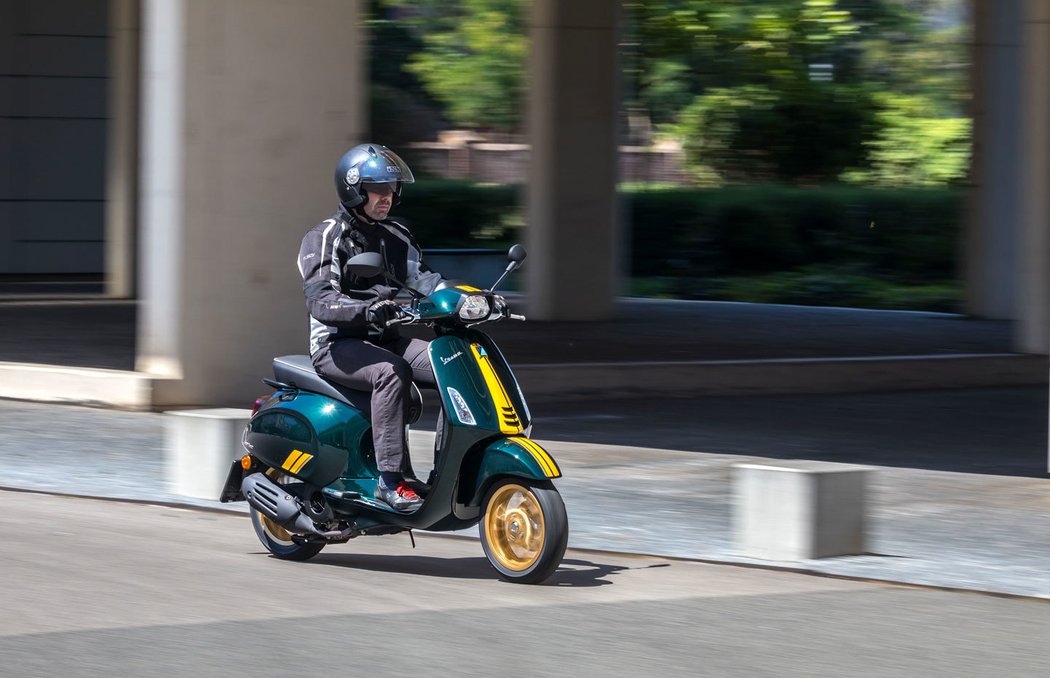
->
<box><xmin>220</xmin><ymin>245</ymin><xmax>568</xmax><ymax>584</ymax></box>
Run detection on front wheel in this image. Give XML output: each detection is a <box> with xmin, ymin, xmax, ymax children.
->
<box><xmin>480</xmin><ymin>479</ymin><xmax>568</xmax><ymax>584</ymax></box>
<box><xmin>250</xmin><ymin>470</ymin><xmax>325</xmax><ymax>561</ymax></box>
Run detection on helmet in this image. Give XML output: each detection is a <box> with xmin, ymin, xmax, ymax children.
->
<box><xmin>334</xmin><ymin>143</ymin><xmax>415</xmax><ymax>209</ymax></box>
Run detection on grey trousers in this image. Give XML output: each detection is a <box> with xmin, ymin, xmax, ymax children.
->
<box><xmin>312</xmin><ymin>336</ymin><xmax>435</xmax><ymax>474</ymax></box>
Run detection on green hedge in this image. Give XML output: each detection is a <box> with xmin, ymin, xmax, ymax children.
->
<box><xmin>397</xmin><ymin>181</ymin><xmax>963</xmax><ymax>287</ymax></box>
<box><xmin>624</xmin><ymin>184</ymin><xmax>963</xmax><ymax>283</ymax></box>
<box><xmin>395</xmin><ymin>181</ymin><xmax>521</xmax><ymax>248</ymax></box>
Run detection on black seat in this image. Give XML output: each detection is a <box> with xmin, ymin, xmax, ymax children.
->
<box><xmin>272</xmin><ymin>355</ymin><xmax>422</xmax><ymax>424</ymax></box>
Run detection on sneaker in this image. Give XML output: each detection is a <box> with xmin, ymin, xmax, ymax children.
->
<box><xmin>402</xmin><ymin>475</ymin><xmax>431</xmax><ymax>497</ymax></box>
<box><xmin>374</xmin><ymin>479</ymin><xmax>424</xmax><ymax>512</ymax></box>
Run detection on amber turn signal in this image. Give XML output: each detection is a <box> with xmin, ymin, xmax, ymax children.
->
<box><xmin>240</xmin><ymin>455</ymin><xmax>253</xmax><ymax>470</ymax></box>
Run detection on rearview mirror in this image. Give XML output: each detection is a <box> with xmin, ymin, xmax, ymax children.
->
<box><xmin>507</xmin><ymin>244</ymin><xmax>527</xmax><ymax>264</ymax></box>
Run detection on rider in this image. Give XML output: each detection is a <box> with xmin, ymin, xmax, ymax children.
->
<box><xmin>297</xmin><ymin>144</ymin><xmax>443</xmax><ymax>512</ymax></box>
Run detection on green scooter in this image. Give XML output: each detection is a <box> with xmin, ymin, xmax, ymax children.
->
<box><xmin>220</xmin><ymin>245</ymin><xmax>568</xmax><ymax>584</ymax></box>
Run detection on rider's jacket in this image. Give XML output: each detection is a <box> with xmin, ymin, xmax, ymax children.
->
<box><xmin>297</xmin><ymin>205</ymin><xmax>443</xmax><ymax>354</ymax></box>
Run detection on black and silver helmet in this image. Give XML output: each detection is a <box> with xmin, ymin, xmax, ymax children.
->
<box><xmin>334</xmin><ymin>143</ymin><xmax>415</xmax><ymax>209</ymax></box>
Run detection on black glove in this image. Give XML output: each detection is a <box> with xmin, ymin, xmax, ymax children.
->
<box><xmin>366</xmin><ymin>299</ymin><xmax>402</xmax><ymax>327</ymax></box>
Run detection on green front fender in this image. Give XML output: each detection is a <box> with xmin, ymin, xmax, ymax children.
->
<box><xmin>465</xmin><ymin>436</ymin><xmax>562</xmax><ymax>507</ymax></box>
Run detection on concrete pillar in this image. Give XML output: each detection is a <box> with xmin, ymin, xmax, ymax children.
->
<box><xmin>104</xmin><ymin>0</ymin><xmax>139</xmax><ymax>298</ymax></box>
<box><xmin>966</xmin><ymin>0</ymin><xmax>1022</xmax><ymax>319</ymax></box>
<box><xmin>525</xmin><ymin>0</ymin><xmax>620</xmax><ymax>320</ymax></box>
<box><xmin>138</xmin><ymin>0</ymin><xmax>365</xmax><ymax>406</ymax></box>
<box><xmin>1018</xmin><ymin>0</ymin><xmax>1050</xmax><ymax>355</ymax></box>
<box><xmin>1019</xmin><ymin>1</ymin><xmax>1050</xmax><ymax>472</ymax></box>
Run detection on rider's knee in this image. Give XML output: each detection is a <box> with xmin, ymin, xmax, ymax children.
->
<box><xmin>374</xmin><ymin>359</ymin><xmax>412</xmax><ymax>389</ymax></box>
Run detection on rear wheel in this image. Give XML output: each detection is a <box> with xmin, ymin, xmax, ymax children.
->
<box><xmin>249</xmin><ymin>470</ymin><xmax>325</xmax><ymax>561</ymax></box>
<box><xmin>480</xmin><ymin>479</ymin><xmax>568</xmax><ymax>584</ymax></box>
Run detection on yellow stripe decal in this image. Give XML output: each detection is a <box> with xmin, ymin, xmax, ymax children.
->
<box><xmin>471</xmin><ymin>344</ymin><xmax>523</xmax><ymax>434</ymax></box>
<box><xmin>527</xmin><ymin>439</ymin><xmax>561</xmax><ymax>478</ymax></box>
<box><xmin>290</xmin><ymin>452</ymin><xmax>314</xmax><ymax>474</ymax></box>
<box><xmin>511</xmin><ymin>436</ymin><xmax>561</xmax><ymax>478</ymax></box>
<box><xmin>456</xmin><ymin>285</ymin><xmax>482</xmax><ymax>292</ymax></box>
<box><xmin>282</xmin><ymin>450</ymin><xmax>304</xmax><ymax>472</ymax></box>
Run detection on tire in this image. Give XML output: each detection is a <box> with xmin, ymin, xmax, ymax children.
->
<box><xmin>249</xmin><ymin>470</ymin><xmax>325</xmax><ymax>561</ymax></box>
<box><xmin>479</xmin><ymin>479</ymin><xmax>568</xmax><ymax>584</ymax></box>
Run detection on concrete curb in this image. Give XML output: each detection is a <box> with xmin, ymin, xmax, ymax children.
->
<box><xmin>0</xmin><ymin>361</ymin><xmax>155</xmax><ymax>409</ymax></box>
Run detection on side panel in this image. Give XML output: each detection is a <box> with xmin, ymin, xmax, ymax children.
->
<box><xmin>244</xmin><ymin>390</ymin><xmax>371</xmax><ymax>487</ymax></box>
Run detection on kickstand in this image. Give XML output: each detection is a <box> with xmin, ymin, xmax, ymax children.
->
<box><xmin>408</xmin><ymin>529</ymin><xmax>416</xmax><ymax>548</ymax></box>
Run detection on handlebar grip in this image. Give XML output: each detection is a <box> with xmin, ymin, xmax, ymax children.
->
<box><xmin>509</xmin><ymin>313</ymin><xmax>526</xmax><ymax>321</ymax></box>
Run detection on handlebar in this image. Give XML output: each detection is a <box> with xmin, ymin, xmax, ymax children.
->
<box><xmin>384</xmin><ymin>298</ymin><xmax>526</xmax><ymax>327</ymax></box>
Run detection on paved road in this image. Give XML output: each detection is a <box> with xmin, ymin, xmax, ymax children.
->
<box><xmin>2</xmin><ymin>392</ymin><xmax>1049</xmax><ymax>597</ymax></box>
<box><xmin>2</xmin><ymin>491</ymin><xmax>1048</xmax><ymax>677</ymax></box>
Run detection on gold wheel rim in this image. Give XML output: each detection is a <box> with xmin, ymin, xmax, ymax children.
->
<box><xmin>484</xmin><ymin>483</ymin><xmax>545</xmax><ymax>572</ymax></box>
<box><xmin>258</xmin><ymin>469</ymin><xmax>294</xmax><ymax>545</ymax></box>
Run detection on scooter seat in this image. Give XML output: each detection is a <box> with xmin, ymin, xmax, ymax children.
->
<box><xmin>271</xmin><ymin>355</ymin><xmax>423</xmax><ymax>424</ymax></box>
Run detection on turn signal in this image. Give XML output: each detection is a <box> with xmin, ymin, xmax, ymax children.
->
<box><xmin>240</xmin><ymin>455</ymin><xmax>253</xmax><ymax>471</ymax></box>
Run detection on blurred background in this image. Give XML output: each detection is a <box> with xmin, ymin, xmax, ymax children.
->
<box><xmin>378</xmin><ymin>0</ymin><xmax>970</xmax><ymax>312</ymax></box>
<box><xmin>0</xmin><ymin>0</ymin><xmax>1046</xmax><ymax>409</ymax></box>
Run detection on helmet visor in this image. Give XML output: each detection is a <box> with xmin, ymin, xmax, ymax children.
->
<box><xmin>356</xmin><ymin>147</ymin><xmax>415</xmax><ymax>184</ymax></box>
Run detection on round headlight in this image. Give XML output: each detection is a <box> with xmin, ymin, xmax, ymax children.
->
<box><xmin>459</xmin><ymin>295</ymin><xmax>491</xmax><ymax>321</ymax></box>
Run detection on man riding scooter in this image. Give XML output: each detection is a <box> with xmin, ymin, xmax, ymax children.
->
<box><xmin>296</xmin><ymin>144</ymin><xmax>442</xmax><ymax>512</ymax></box>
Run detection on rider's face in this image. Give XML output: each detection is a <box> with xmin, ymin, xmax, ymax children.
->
<box><xmin>361</xmin><ymin>182</ymin><xmax>396</xmax><ymax>221</ymax></box>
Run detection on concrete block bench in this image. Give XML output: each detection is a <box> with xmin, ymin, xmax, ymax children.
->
<box><xmin>165</xmin><ymin>408</ymin><xmax>251</xmax><ymax>500</ymax></box>
<box><xmin>732</xmin><ymin>461</ymin><xmax>870</xmax><ymax>561</ymax></box>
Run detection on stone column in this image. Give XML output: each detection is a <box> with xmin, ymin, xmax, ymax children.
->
<box><xmin>1018</xmin><ymin>1</ymin><xmax>1050</xmax><ymax>472</ymax></box>
<box><xmin>965</xmin><ymin>0</ymin><xmax>1022</xmax><ymax>320</ymax></box>
<box><xmin>1018</xmin><ymin>0</ymin><xmax>1050</xmax><ymax>356</ymax></box>
<box><xmin>138</xmin><ymin>0</ymin><xmax>365</xmax><ymax>405</ymax></box>
<box><xmin>104</xmin><ymin>0</ymin><xmax>139</xmax><ymax>298</ymax></box>
<box><xmin>525</xmin><ymin>0</ymin><xmax>620</xmax><ymax>320</ymax></box>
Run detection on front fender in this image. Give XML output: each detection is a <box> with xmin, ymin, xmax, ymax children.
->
<box><xmin>466</xmin><ymin>436</ymin><xmax>562</xmax><ymax>506</ymax></box>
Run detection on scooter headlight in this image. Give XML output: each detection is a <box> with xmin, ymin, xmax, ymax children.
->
<box><xmin>458</xmin><ymin>295</ymin><xmax>490</xmax><ymax>321</ymax></box>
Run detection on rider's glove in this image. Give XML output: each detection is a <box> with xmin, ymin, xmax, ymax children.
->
<box><xmin>366</xmin><ymin>299</ymin><xmax>403</xmax><ymax>327</ymax></box>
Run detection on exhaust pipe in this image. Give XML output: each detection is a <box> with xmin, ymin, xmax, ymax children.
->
<box><xmin>242</xmin><ymin>472</ymin><xmax>351</xmax><ymax>539</ymax></box>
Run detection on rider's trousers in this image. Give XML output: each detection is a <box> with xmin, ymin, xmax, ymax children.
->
<box><xmin>312</xmin><ymin>336</ymin><xmax>435</xmax><ymax>474</ymax></box>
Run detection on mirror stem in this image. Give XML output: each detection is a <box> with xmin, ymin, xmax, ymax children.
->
<box><xmin>489</xmin><ymin>262</ymin><xmax>518</xmax><ymax>293</ymax></box>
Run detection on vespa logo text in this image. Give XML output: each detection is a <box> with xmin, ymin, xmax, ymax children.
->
<box><xmin>441</xmin><ymin>351</ymin><xmax>463</xmax><ymax>365</ymax></box>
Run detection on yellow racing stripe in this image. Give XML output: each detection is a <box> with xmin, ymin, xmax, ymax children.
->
<box><xmin>471</xmin><ymin>344</ymin><xmax>523</xmax><ymax>434</ymax></box>
<box><xmin>511</xmin><ymin>436</ymin><xmax>561</xmax><ymax>478</ymax></box>
<box><xmin>289</xmin><ymin>451</ymin><xmax>313</xmax><ymax>474</ymax></box>
<box><xmin>282</xmin><ymin>449</ymin><xmax>304</xmax><ymax>472</ymax></box>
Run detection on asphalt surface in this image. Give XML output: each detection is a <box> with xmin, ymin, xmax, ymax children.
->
<box><xmin>1</xmin><ymin>389</ymin><xmax>1048</xmax><ymax>598</ymax></box>
<box><xmin>0</xmin><ymin>302</ymin><xmax>1045</xmax><ymax>612</ymax></box>
<box><xmin>3</xmin><ymin>491</ymin><xmax>1049</xmax><ymax>678</ymax></box>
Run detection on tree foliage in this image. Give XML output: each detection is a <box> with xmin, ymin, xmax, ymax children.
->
<box><xmin>373</xmin><ymin>0</ymin><xmax>971</xmax><ymax>186</ymax></box>
<box><xmin>377</xmin><ymin>0</ymin><xmax>526</xmax><ymax>132</ymax></box>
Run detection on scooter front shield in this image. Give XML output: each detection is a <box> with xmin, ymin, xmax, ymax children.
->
<box><xmin>429</xmin><ymin>331</ymin><xmax>531</xmax><ymax>438</ymax></box>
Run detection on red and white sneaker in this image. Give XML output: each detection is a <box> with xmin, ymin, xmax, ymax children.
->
<box><xmin>374</xmin><ymin>480</ymin><xmax>424</xmax><ymax>512</ymax></box>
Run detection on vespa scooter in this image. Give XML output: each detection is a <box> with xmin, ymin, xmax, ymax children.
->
<box><xmin>220</xmin><ymin>245</ymin><xmax>568</xmax><ymax>584</ymax></box>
